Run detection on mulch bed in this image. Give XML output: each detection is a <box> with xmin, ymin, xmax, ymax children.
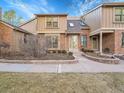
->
<box><xmin>85</xmin><ymin>52</ymin><xmax>114</xmax><ymax>59</ymax></box>
<box><xmin>0</xmin><ymin>53</ymin><xmax>75</xmax><ymax>60</ymax></box>
<box><xmin>82</xmin><ymin>52</ymin><xmax>119</xmax><ymax>64</ymax></box>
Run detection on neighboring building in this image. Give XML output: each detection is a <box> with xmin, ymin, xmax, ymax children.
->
<box><xmin>82</xmin><ymin>2</ymin><xmax>124</xmax><ymax>54</ymax></box>
<box><xmin>0</xmin><ymin>20</ymin><xmax>32</xmax><ymax>53</ymax></box>
<box><xmin>20</xmin><ymin>2</ymin><xmax>124</xmax><ymax>54</ymax></box>
<box><xmin>20</xmin><ymin>14</ymin><xmax>90</xmax><ymax>51</ymax></box>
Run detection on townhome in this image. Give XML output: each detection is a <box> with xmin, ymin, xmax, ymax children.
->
<box><xmin>82</xmin><ymin>2</ymin><xmax>124</xmax><ymax>54</ymax></box>
<box><xmin>20</xmin><ymin>14</ymin><xmax>90</xmax><ymax>51</ymax></box>
<box><xmin>20</xmin><ymin>2</ymin><xmax>124</xmax><ymax>54</ymax></box>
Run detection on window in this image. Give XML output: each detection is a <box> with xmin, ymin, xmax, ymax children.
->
<box><xmin>81</xmin><ymin>35</ymin><xmax>87</xmax><ymax>48</ymax></box>
<box><xmin>24</xmin><ymin>34</ymin><xmax>27</xmax><ymax>44</ymax></box>
<box><xmin>115</xmin><ymin>7</ymin><xmax>124</xmax><ymax>22</ymax></box>
<box><xmin>122</xmin><ymin>32</ymin><xmax>124</xmax><ymax>47</ymax></box>
<box><xmin>69</xmin><ymin>23</ymin><xmax>74</xmax><ymax>27</ymax></box>
<box><xmin>46</xmin><ymin>35</ymin><xmax>58</xmax><ymax>48</ymax></box>
<box><xmin>80</xmin><ymin>21</ymin><xmax>85</xmax><ymax>26</ymax></box>
<box><xmin>46</xmin><ymin>16</ymin><xmax>58</xmax><ymax>28</ymax></box>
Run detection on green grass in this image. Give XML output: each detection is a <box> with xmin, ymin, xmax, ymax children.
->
<box><xmin>0</xmin><ymin>73</ymin><xmax>124</xmax><ymax>93</ymax></box>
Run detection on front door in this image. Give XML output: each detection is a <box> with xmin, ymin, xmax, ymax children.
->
<box><xmin>69</xmin><ymin>35</ymin><xmax>78</xmax><ymax>51</ymax></box>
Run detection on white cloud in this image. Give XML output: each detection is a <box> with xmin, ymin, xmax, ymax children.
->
<box><xmin>3</xmin><ymin>0</ymin><xmax>55</xmax><ymax>18</ymax></box>
<box><xmin>70</xmin><ymin>0</ymin><xmax>124</xmax><ymax>15</ymax></box>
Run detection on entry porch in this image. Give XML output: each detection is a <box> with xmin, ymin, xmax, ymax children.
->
<box><xmin>90</xmin><ymin>30</ymin><xmax>114</xmax><ymax>54</ymax></box>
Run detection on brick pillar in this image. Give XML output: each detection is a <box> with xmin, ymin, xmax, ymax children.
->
<box><xmin>100</xmin><ymin>32</ymin><xmax>103</xmax><ymax>54</ymax></box>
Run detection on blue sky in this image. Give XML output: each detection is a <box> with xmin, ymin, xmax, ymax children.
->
<box><xmin>0</xmin><ymin>0</ymin><xmax>85</xmax><ymax>20</ymax></box>
<box><xmin>0</xmin><ymin>0</ymin><xmax>124</xmax><ymax>21</ymax></box>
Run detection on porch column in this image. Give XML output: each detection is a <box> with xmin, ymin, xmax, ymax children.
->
<box><xmin>100</xmin><ymin>32</ymin><xmax>103</xmax><ymax>54</ymax></box>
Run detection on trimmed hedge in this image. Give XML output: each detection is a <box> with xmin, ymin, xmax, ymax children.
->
<box><xmin>81</xmin><ymin>48</ymin><xmax>94</xmax><ymax>53</ymax></box>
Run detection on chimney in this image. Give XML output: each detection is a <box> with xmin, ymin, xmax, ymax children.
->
<box><xmin>0</xmin><ymin>8</ymin><xmax>2</xmax><ymax>20</ymax></box>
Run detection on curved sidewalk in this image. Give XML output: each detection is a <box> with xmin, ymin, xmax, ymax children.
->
<box><xmin>0</xmin><ymin>52</ymin><xmax>124</xmax><ymax>73</ymax></box>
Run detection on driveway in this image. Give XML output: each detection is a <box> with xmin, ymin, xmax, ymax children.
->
<box><xmin>0</xmin><ymin>52</ymin><xmax>124</xmax><ymax>73</ymax></box>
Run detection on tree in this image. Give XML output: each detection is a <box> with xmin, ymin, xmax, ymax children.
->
<box><xmin>3</xmin><ymin>9</ymin><xmax>24</xmax><ymax>26</ymax></box>
<box><xmin>15</xmin><ymin>16</ymin><xmax>25</xmax><ymax>26</ymax></box>
<box><xmin>20</xmin><ymin>34</ymin><xmax>48</xmax><ymax>57</ymax></box>
<box><xmin>0</xmin><ymin>7</ymin><xmax>2</xmax><ymax>19</ymax></box>
<box><xmin>3</xmin><ymin>10</ymin><xmax>16</xmax><ymax>24</ymax></box>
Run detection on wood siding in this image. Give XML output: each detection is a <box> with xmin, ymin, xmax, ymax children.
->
<box><xmin>83</xmin><ymin>7</ymin><xmax>102</xmax><ymax>32</ymax></box>
<box><xmin>37</xmin><ymin>16</ymin><xmax>67</xmax><ymax>33</ymax></box>
<box><xmin>20</xmin><ymin>19</ymin><xmax>37</xmax><ymax>34</ymax></box>
<box><xmin>102</xmin><ymin>6</ymin><xmax>124</xmax><ymax>28</ymax></box>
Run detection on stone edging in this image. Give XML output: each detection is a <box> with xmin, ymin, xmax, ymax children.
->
<box><xmin>0</xmin><ymin>59</ymin><xmax>78</xmax><ymax>64</ymax></box>
<box><xmin>82</xmin><ymin>53</ymin><xmax>120</xmax><ymax>64</ymax></box>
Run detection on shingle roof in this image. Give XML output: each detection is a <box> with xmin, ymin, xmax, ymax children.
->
<box><xmin>67</xmin><ymin>20</ymin><xmax>89</xmax><ymax>33</ymax></box>
<box><xmin>0</xmin><ymin>20</ymin><xmax>32</xmax><ymax>34</ymax></box>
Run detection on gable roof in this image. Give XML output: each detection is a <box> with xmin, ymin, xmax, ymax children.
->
<box><xmin>0</xmin><ymin>20</ymin><xmax>32</xmax><ymax>34</ymax></box>
<box><xmin>19</xmin><ymin>17</ymin><xmax>36</xmax><ymax>27</ymax></box>
<box><xmin>67</xmin><ymin>20</ymin><xmax>89</xmax><ymax>33</ymax></box>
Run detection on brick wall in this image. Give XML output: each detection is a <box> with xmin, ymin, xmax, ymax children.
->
<box><xmin>80</xmin><ymin>29</ymin><xmax>91</xmax><ymax>49</ymax></box>
<box><xmin>114</xmin><ymin>30</ymin><xmax>124</xmax><ymax>54</ymax></box>
<box><xmin>0</xmin><ymin>22</ymin><xmax>13</xmax><ymax>51</ymax></box>
<box><xmin>102</xmin><ymin>33</ymin><xmax>115</xmax><ymax>53</ymax></box>
<box><xmin>60</xmin><ymin>34</ymin><xmax>67</xmax><ymax>50</ymax></box>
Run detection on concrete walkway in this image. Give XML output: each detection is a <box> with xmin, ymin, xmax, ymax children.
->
<box><xmin>0</xmin><ymin>52</ymin><xmax>124</xmax><ymax>73</ymax></box>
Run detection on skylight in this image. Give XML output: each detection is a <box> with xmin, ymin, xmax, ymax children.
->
<box><xmin>69</xmin><ymin>23</ymin><xmax>74</xmax><ymax>27</ymax></box>
<box><xmin>80</xmin><ymin>21</ymin><xmax>85</xmax><ymax>26</ymax></box>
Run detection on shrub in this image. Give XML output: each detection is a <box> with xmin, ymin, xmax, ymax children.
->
<box><xmin>81</xmin><ymin>48</ymin><xmax>94</xmax><ymax>53</ymax></box>
<box><xmin>103</xmin><ymin>48</ymin><xmax>110</xmax><ymax>53</ymax></box>
<box><xmin>68</xmin><ymin>52</ymin><xmax>73</xmax><ymax>56</ymax></box>
<box><xmin>61</xmin><ymin>50</ymin><xmax>67</xmax><ymax>54</ymax></box>
<box><xmin>58</xmin><ymin>50</ymin><xmax>62</xmax><ymax>54</ymax></box>
<box><xmin>46</xmin><ymin>50</ymin><xmax>50</xmax><ymax>53</ymax></box>
<box><xmin>52</xmin><ymin>50</ymin><xmax>56</xmax><ymax>53</ymax></box>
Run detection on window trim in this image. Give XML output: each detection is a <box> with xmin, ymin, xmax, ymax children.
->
<box><xmin>81</xmin><ymin>35</ymin><xmax>87</xmax><ymax>48</ymax></box>
<box><xmin>45</xmin><ymin>16</ymin><xmax>59</xmax><ymax>29</ymax></box>
<box><xmin>45</xmin><ymin>34</ymin><xmax>60</xmax><ymax>49</ymax></box>
<box><xmin>24</xmin><ymin>34</ymin><xmax>27</xmax><ymax>44</ymax></box>
<box><xmin>113</xmin><ymin>7</ymin><xmax>124</xmax><ymax>23</ymax></box>
<box><xmin>121</xmin><ymin>32</ymin><xmax>124</xmax><ymax>48</ymax></box>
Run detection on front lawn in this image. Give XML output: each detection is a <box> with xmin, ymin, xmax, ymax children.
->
<box><xmin>0</xmin><ymin>73</ymin><xmax>124</xmax><ymax>93</ymax></box>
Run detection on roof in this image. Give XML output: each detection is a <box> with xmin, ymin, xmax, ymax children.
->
<box><xmin>82</xmin><ymin>2</ymin><xmax>124</xmax><ymax>17</ymax></box>
<box><xmin>19</xmin><ymin>17</ymin><xmax>36</xmax><ymax>27</ymax></box>
<box><xmin>35</xmin><ymin>13</ymin><xmax>68</xmax><ymax>16</ymax></box>
<box><xmin>67</xmin><ymin>20</ymin><xmax>89</xmax><ymax>33</ymax></box>
<box><xmin>0</xmin><ymin>20</ymin><xmax>32</xmax><ymax>34</ymax></box>
<box><xmin>103</xmin><ymin>2</ymin><xmax>124</xmax><ymax>6</ymax></box>
<box><xmin>67</xmin><ymin>16</ymin><xmax>80</xmax><ymax>20</ymax></box>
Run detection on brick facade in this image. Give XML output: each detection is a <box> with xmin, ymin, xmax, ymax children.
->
<box><xmin>114</xmin><ymin>30</ymin><xmax>124</xmax><ymax>54</ymax></box>
<box><xmin>80</xmin><ymin>29</ymin><xmax>91</xmax><ymax>49</ymax></box>
<box><xmin>0</xmin><ymin>21</ymin><xmax>31</xmax><ymax>53</ymax></box>
<box><xmin>102</xmin><ymin>33</ymin><xmax>115</xmax><ymax>53</ymax></box>
<box><xmin>0</xmin><ymin>22</ymin><xmax>13</xmax><ymax>51</ymax></box>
